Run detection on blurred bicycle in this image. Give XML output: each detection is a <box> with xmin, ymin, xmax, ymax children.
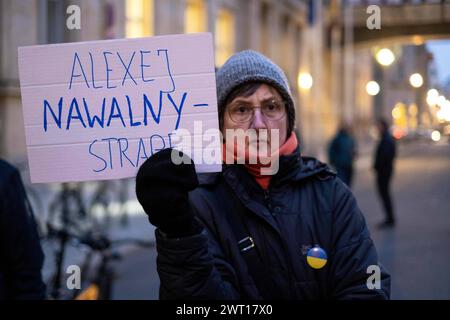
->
<box><xmin>85</xmin><ymin>178</ymin><xmax>134</xmax><ymax>234</ymax></box>
<box><xmin>46</xmin><ymin>226</ymin><xmax>153</xmax><ymax>300</ymax></box>
<box><xmin>45</xmin><ymin>183</ymin><xmax>154</xmax><ymax>300</ymax></box>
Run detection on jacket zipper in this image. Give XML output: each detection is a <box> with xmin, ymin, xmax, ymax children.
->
<box><xmin>263</xmin><ymin>190</ymin><xmax>273</xmax><ymax>213</ymax></box>
<box><xmin>263</xmin><ymin>188</ymin><xmax>296</xmax><ymax>297</ymax></box>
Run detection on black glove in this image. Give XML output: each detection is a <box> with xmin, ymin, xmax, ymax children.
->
<box><xmin>135</xmin><ymin>148</ymin><xmax>202</xmax><ymax>238</ymax></box>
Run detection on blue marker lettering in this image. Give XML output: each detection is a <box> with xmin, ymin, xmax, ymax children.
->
<box><xmin>118</xmin><ymin>138</ymin><xmax>135</xmax><ymax>168</ymax></box>
<box><xmin>150</xmin><ymin>134</ymin><xmax>165</xmax><ymax>155</ymax></box>
<box><xmin>167</xmin><ymin>92</ymin><xmax>187</xmax><ymax>130</ymax></box>
<box><xmin>143</xmin><ymin>93</ymin><xmax>162</xmax><ymax>125</ymax></box>
<box><xmin>117</xmin><ymin>51</ymin><xmax>137</xmax><ymax>86</ymax></box>
<box><xmin>140</xmin><ymin>50</ymin><xmax>154</xmax><ymax>83</ymax></box>
<box><xmin>102</xmin><ymin>137</ymin><xmax>118</xmax><ymax>170</ymax></box>
<box><xmin>83</xmin><ymin>97</ymin><xmax>106</xmax><ymax>128</ymax></box>
<box><xmin>168</xmin><ymin>132</ymin><xmax>174</xmax><ymax>148</ymax></box>
<box><xmin>89</xmin><ymin>139</ymin><xmax>107</xmax><ymax>172</ymax></box>
<box><xmin>89</xmin><ymin>52</ymin><xmax>103</xmax><ymax>89</ymax></box>
<box><xmin>66</xmin><ymin>97</ymin><xmax>87</xmax><ymax>130</ymax></box>
<box><xmin>107</xmin><ymin>97</ymin><xmax>126</xmax><ymax>127</ymax></box>
<box><xmin>43</xmin><ymin>97</ymin><xmax>63</xmax><ymax>132</ymax></box>
<box><xmin>157</xmin><ymin>49</ymin><xmax>175</xmax><ymax>93</ymax></box>
<box><xmin>103</xmin><ymin>51</ymin><xmax>117</xmax><ymax>89</ymax></box>
<box><xmin>69</xmin><ymin>52</ymin><xmax>90</xmax><ymax>89</ymax></box>
<box><xmin>135</xmin><ymin>138</ymin><xmax>148</xmax><ymax>167</ymax></box>
<box><xmin>126</xmin><ymin>95</ymin><xmax>141</xmax><ymax>127</ymax></box>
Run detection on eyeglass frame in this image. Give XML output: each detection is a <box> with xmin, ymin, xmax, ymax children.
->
<box><xmin>226</xmin><ymin>98</ymin><xmax>287</xmax><ymax>124</ymax></box>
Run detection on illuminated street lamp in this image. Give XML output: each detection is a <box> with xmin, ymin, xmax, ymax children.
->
<box><xmin>408</xmin><ymin>73</ymin><xmax>424</xmax><ymax>128</ymax></box>
<box><xmin>375</xmin><ymin>48</ymin><xmax>395</xmax><ymax>66</ymax></box>
<box><xmin>427</xmin><ymin>89</ymin><xmax>439</xmax><ymax>106</ymax></box>
<box><xmin>392</xmin><ymin>106</ymin><xmax>402</xmax><ymax>120</ymax></box>
<box><xmin>431</xmin><ymin>130</ymin><xmax>441</xmax><ymax>142</ymax></box>
<box><xmin>409</xmin><ymin>73</ymin><xmax>423</xmax><ymax>88</ymax></box>
<box><xmin>373</xmin><ymin>48</ymin><xmax>394</xmax><ymax>120</ymax></box>
<box><xmin>427</xmin><ymin>89</ymin><xmax>439</xmax><ymax>98</ymax></box>
<box><xmin>366</xmin><ymin>81</ymin><xmax>380</xmax><ymax>96</ymax></box>
<box><xmin>442</xmin><ymin>100</ymin><xmax>450</xmax><ymax>122</ymax></box>
<box><xmin>437</xmin><ymin>95</ymin><xmax>446</xmax><ymax>107</ymax></box>
<box><xmin>298</xmin><ymin>72</ymin><xmax>313</xmax><ymax>90</ymax></box>
<box><xmin>427</xmin><ymin>95</ymin><xmax>436</xmax><ymax>107</ymax></box>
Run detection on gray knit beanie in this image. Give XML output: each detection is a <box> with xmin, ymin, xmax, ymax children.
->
<box><xmin>216</xmin><ymin>50</ymin><xmax>295</xmax><ymax>134</ymax></box>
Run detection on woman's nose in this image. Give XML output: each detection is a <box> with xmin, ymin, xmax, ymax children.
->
<box><xmin>250</xmin><ymin>108</ymin><xmax>267</xmax><ymax>129</ymax></box>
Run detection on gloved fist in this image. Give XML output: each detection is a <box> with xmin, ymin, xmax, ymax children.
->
<box><xmin>135</xmin><ymin>148</ymin><xmax>201</xmax><ymax>238</ymax></box>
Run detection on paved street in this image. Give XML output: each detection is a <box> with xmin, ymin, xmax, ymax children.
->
<box><xmin>63</xmin><ymin>141</ymin><xmax>450</xmax><ymax>300</ymax></box>
<box><xmin>353</xmin><ymin>141</ymin><xmax>450</xmax><ymax>299</ymax></box>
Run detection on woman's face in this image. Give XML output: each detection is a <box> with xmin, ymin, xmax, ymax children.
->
<box><xmin>222</xmin><ymin>84</ymin><xmax>288</xmax><ymax>154</ymax></box>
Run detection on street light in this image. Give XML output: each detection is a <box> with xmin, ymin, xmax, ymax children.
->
<box><xmin>431</xmin><ymin>130</ymin><xmax>441</xmax><ymax>142</ymax></box>
<box><xmin>427</xmin><ymin>89</ymin><xmax>439</xmax><ymax>98</ymax></box>
<box><xmin>392</xmin><ymin>106</ymin><xmax>402</xmax><ymax>120</ymax></box>
<box><xmin>427</xmin><ymin>89</ymin><xmax>439</xmax><ymax>106</ymax></box>
<box><xmin>443</xmin><ymin>100</ymin><xmax>450</xmax><ymax>122</ymax></box>
<box><xmin>373</xmin><ymin>48</ymin><xmax>394</xmax><ymax>120</ymax></box>
<box><xmin>408</xmin><ymin>73</ymin><xmax>424</xmax><ymax>129</ymax></box>
<box><xmin>366</xmin><ymin>81</ymin><xmax>380</xmax><ymax>96</ymax></box>
<box><xmin>375</xmin><ymin>48</ymin><xmax>395</xmax><ymax>66</ymax></box>
<box><xmin>409</xmin><ymin>73</ymin><xmax>423</xmax><ymax>88</ymax></box>
<box><xmin>298</xmin><ymin>72</ymin><xmax>313</xmax><ymax>90</ymax></box>
<box><xmin>437</xmin><ymin>95</ymin><xmax>446</xmax><ymax>107</ymax></box>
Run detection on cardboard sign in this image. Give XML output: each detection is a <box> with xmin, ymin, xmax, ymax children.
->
<box><xmin>18</xmin><ymin>33</ymin><xmax>222</xmax><ymax>183</ymax></box>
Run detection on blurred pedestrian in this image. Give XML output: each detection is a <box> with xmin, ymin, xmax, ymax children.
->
<box><xmin>136</xmin><ymin>50</ymin><xmax>390</xmax><ymax>299</ymax></box>
<box><xmin>373</xmin><ymin>119</ymin><xmax>396</xmax><ymax>228</ymax></box>
<box><xmin>327</xmin><ymin>121</ymin><xmax>357</xmax><ymax>187</ymax></box>
<box><xmin>0</xmin><ymin>159</ymin><xmax>46</xmax><ymax>299</ymax></box>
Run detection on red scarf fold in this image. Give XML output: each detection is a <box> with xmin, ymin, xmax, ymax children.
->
<box><xmin>222</xmin><ymin>132</ymin><xmax>298</xmax><ymax>190</ymax></box>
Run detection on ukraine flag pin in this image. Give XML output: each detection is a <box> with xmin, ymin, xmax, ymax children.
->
<box><xmin>306</xmin><ymin>246</ymin><xmax>327</xmax><ymax>269</ymax></box>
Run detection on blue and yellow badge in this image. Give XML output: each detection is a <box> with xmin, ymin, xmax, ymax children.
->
<box><xmin>306</xmin><ymin>246</ymin><xmax>327</xmax><ymax>269</ymax></box>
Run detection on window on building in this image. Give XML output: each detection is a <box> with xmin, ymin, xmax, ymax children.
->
<box><xmin>38</xmin><ymin>0</ymin><xmax>66</xmax><ymax>44</ymax></box>
<box><xmin>185</xmin><ymin>0</ymin><xmax>206</xmax><ymax>33</ymax></box>
<box><xmin>215</xmin><ymin>8</ymin><xmax>235</xmax><ymax>67</ymax></box>
<box><xmin>281</xmin><ymin>15</ymin><xmax>291</xmax><ymax>72</ymax></box>
<box><xmin>260</xmin><ymin>2</ymin><xmax>270</xmax><ymax>56</ymax></box>
<box><xmin>126</xmin><ymin>0</ymin><xmax>153</xmax><ymax>38</ymax></box>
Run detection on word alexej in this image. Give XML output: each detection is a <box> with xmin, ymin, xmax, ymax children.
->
<box><xmin>43</xmin><ymin>49</ymin><xmax>187</xmax><ymax>133</ymax></box>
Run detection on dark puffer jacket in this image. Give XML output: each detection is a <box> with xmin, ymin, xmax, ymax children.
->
<box><xmin>155</xmin><ymin>147</ymin><xmax>390</xmax><ymax>299</ymax></box>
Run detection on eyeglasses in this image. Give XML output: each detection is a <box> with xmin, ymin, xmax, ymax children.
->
<box><xmin>227</xmin><ymin>99</ymin><xmax>286</xmax><ymax>124</ymax></box>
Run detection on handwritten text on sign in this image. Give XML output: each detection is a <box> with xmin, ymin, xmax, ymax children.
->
<box><xmin>18</xmin><ymin>33</ymin><xmax>221</xmax><ymax>183</ymax></box>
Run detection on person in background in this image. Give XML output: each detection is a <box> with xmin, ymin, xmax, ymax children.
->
<box><xmin>328</xmin><ymin>121</ymin><xmax>357</xmax><ymax>188</ymax></box>
<box><xmin>0</xmin><ymin>159</ymin><xmax>46</xmax><ymax>299</ymax></box>
<box><xmin>373</xmin><ymin>119</ymin><xmax>397</xmax><ymax>228</ymax></box>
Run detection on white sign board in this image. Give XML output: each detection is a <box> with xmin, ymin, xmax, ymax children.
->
<box><xmin>18</xmin><ymin>33</ymin><xmax>221</xmax><ymax>183</ymax></box>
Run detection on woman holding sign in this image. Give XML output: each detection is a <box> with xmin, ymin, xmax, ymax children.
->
<box><xmin>135</xmin><ymin>50</ymin><xmax>390</xmax><ymax>299</ymax></box>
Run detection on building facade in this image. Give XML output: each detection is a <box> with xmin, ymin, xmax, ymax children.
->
<box><xmin>5</xmin><ymin>0</ymin><xmax>436</xmax><ymax>164</ymax></box>
<box><xmin>1</xmin><ymin>0</ymin><xmax>316</xmax><ymax>163</ymax></box>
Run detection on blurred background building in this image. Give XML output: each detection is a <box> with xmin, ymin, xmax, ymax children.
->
<box><xmin>1</xmin><ymin>0</ymin><xmax>450</xmax><ymax>162</ymax></box>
